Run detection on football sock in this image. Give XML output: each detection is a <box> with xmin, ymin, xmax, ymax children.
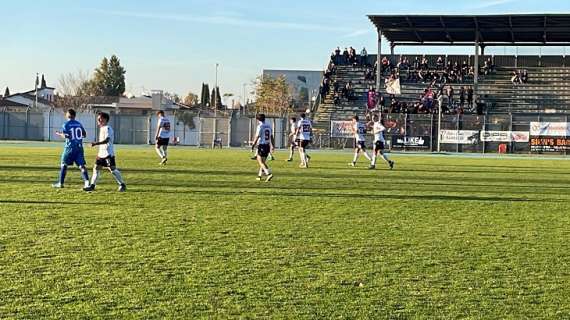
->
<box><xmin>363</xmin><ymin>152</ymin><xmax>372</xmax><ymax>161</ymax></box>
<box><xmin>288</xmin><ymin>148</ymin><xmax>294</xmax><ymax>159</ymax></box>
<box><xmin>91</xmin><ymin>169</ymin><xmax>100</xmax><ymax>185</ymax></box>
<box><xmin>111</xmin><ymin>169</ymin><xmax>124</xmax><ymax>185</ymax></box>
<box><xmin>299</xmin><ymin>150</ymin><xmax>306</xmax><ymax>165</ymax></box>
<box><xmin>371</xmin><ymin>154</ymin><xmax>377</xmax><ymax>166</ymax></box>
<box><xmin>80</xmin><ymin>166</ymin><xmax>90</xmax><ymax>187</ymax></box>
<box><xmin>263</xmin><ymin>166</ymin><xmax>271</xmax><ymax>175</ymax></box>
<box><xmin>381</xmin><ymin>153</ymin><xmax>390</xmax><ymax>164</ymax></box>
<box><xmin>162</xmin><ymin>148</ymin><xmax>168</xmax><ymax>159</ymax></box>
<box><xmin>353</xmin><ymin>153</ymin><xmax>359</xmax><ymax>163</ymax></box>
<box><xmin>58</xmin><ymin>165</ymin><xmax>68</xmax><ymax>185</ymax></box>
<box><xmin>155</xmin><ymin>147</ymin><xmax>164</xmax><ymax>159</ymax></box>
<box><xmin>258</xmin><ymin>168</ymin><xmax>264</xmax><ymax>176</ymax></box>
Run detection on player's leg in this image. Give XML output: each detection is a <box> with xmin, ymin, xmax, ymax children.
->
<box><xmin>53</xmin><ymin>149</ymin><xmax>72</xmax><ymax>188</ymax></box>
<box><xmin>361</xmin><ymin>144</ymin><xmax>372</xmax><ymax>161</ymax></box>
<box><xmin>379</xmin><ymin>149</ymin><xmax>395</xmax><ymax>169</ymax></box>
<box><xmin>84</xmin><ymin>163</ymin><xmax>102</xmax><ymax>191</ymax></box>
<box><xmin>155</xmin><ymin>142</ymin><xmax>164</xmax><ymax>159</ymax></box>
<box><xmin>108</xmin><ymin>159</ymin><xmax>126</xmax><ymax>191</ymax></box>
<box><xmin>161</xmin><ymin>144</ymin><xmax>168</xmax><ymax>164</ymax></box>
<box><xmin>287</xmin><ymin>140</ymin><xmax>295</xmax><ymax>161</ymax></box>
<box><xmin>369</xmin><ymin>144</ymin><xmax>378</xmax><ymax>169</ymax></box>
<box><xmin>76</xmin><ymin>150</ymin><xmax>90</xmax><ymax>188</ymax></box>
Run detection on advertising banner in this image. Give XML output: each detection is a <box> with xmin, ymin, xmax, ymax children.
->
<box><xmin>440</xmin><ymin>130</ymin><xmax>479</xmax><ymax>144</ymax></box>
<box><xmin>529</xmin><ymin>122</ymin><xmax>570</xmax><ymax>137</ymax></box>
<box><xmin>530</xmin><ymin>137</ymin><xmax>570</xmax><ymax>152</ymax></box>
<box><xmin>480</xmin><ymin>131</ymin><xmax>530</xmax><ymax>142</ymax></box>
<box><xmin>330</xmin><ymin>121</ymin><xmax>354</xmax><ymax>138</ymax></box>
<box><xmin>391</xmin><ymin>136</ymin><xmax>430</xmax><ymax>149</ymax></box>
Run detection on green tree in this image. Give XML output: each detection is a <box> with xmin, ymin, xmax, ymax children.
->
<box><xmin>41</xmin><ymin>74</ymin><xmax>47</xmax><ymax>88</ymax></box>
<box><xmin>200</xmin><ymin>83</ymin><xmax>210</xmax><ymax>106</ymax></box>
<box><xmin>183</xmin><ymin>92</ymin><xmax>199</xmax><ymax>106</ymax></box>
<box><xmin>254</xmin><ymin>75</ymin><xmax>292</xmax><ymax>116</ymax></box>
<box><xmin>210</xmin><ymin>87</ymin><xmax>222</xmax><ymax>109</ymax></box>
<box><xmin>91</xmin><ymin>55</ymin><xmax>126</xmax><ymax>96</ymax></box>
<box><xmin>4</xmin><ymin>87</ymin><xmax>9</xmax><ymax>97</ymax></box>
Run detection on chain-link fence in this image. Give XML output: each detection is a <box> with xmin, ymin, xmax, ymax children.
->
<box><xmin>1</xmin><ymin>108</ymin><xmax>568</xmax><ymax>155</ymax></box>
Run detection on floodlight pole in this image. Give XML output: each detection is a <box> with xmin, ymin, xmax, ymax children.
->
<box><xmin>213</xmin><ymin>63</ymin><xmax>219</xmax><ymax>148</ymax></box>
<box><xmin>376</xmin><ymin>27</ymin><xmax>383</xmax><ymax>91</ymax></box>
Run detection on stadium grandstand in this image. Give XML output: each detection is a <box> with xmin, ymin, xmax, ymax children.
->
<box><xmin>313</xmin><ymin>14</ymin><xmax>570</xmax><ymax>132</ymax></box>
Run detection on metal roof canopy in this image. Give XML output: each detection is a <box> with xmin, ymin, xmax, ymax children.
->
<box><xmin>368</xmin><ymin>14</ymin><xmax>570</xmax><ymax>46</ymax></box>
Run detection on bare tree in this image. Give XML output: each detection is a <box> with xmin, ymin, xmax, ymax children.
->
<box><xmin>58</xmin><ymin>70</ymin><xmax>92</xmax><ymax>96</ymax></box>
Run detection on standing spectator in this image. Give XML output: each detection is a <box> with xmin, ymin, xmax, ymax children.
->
<box><xmin>467</xmin><ymin>87</ymin><xmax>474</xmax><ymax>110</ymax></box>
<box><xmin>342</xmin><ymin>48</ymin><xmax>349</xmax><ymax>65</ymax></box>
<box><xmin>436</xmin><ymin>56</ymin><xmax>444</xmax><ymax>70</ymax></box>
<box><xmin>367</xmin><ymin>86</ymin><xmax>377</xmax><ymax>111</ymax></box>
<box><xmin>521</xmin><ymin>69</ymin><xmax>529</xmax><ymax>83</ymax></box>
<box><xmin>447</xmin><ymin>86</ymin><xmax>455</xmax><ymax>108</ymax></box>
<box><xmin>360</xmin><ymin>47</ymin><xmax>368</xmax><ymax>66</ymax></box>
<box><xmin>459</xmin><ymin>86</ymin><xmax>466</xmax><ymax>108</ymax></box>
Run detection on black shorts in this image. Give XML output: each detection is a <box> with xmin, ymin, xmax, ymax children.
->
<box><xmin>374</xmin><ymin>141</ymin><xmax>385</xmax><ymax>151</ymax></box>
<box><xmin>258</xmin><ymin>144</ymin><xmax>270</xmax><ymax>158</ymax></box>
<box><xmin>156</xmin><ymin>138</ymin><xmax>169</xmax><ymax>146</ymax></box>
<box><xmin>354</xmin><ymin>140</ymin><xmax>366</xmax><ymax>150</ymax></box>
<box><xmin>300</xmin><ymin>140</ymin><xmax>310</xmax><ymax>148</ymax></box>
<box><xmin>292</xmin><ymin>139</ymin><xmax>300</xmax><ymax>147</ymax></box>
<box><xmin>96</xmin><ymin>156</ymin><xmax>116</xmax><ymax>168</ymax></box>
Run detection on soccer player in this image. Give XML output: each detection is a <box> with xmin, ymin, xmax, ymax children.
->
<box><xmin>286</xmin><ymin>117</ymin><xmax>298</xmax><ymax>162</ymax></box>
<box><xmin>52</xmin><ymin>109</ymin><xmax>90</xmax><ymax>189</ymax></box>
<box><xmin>155</xmin><ymin>110</ymin><xmax>171</xmax><ymax>165</ymax></box>
<box><xmin>368</xmin><ymin>114</ymin><xmax>394</xmax><ymax>170</ymax></box>
<box><xmin>83</xmin><ymin>112</ymin><xmax>126</xmax><ymax>192</ymax></box>
<box><xmin>294</xmin><ymin>113</ymin><xmax>312</xmax><ymax>168</ymax></box>
<box><xmin>250</xmin><ymin>113</ymin><xmax>274</xmax><ymax>182</ymax></box>
<box><xmin>349</xmin><ymin>115</ymin><xmax>372</xmax><ymax>167</ymax></box>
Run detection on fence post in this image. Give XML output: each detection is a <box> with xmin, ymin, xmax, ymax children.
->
<box><xmin>227</xmin><ymin>114</ymin><xmax>232</xmax><ymax>148</ymax></box>
<box><xmin>198</xmin><ymin>116</ymin><xmax>203</xmax><ymax>148</ymax></box>
<box><xmin>482</xmin><ymin>115</ymin><xmax>486</xmax><ymax>154</ymax></box>
<box><xmin>456</xmin><ymin>113</ymin><xmax>460</xmax><ymax>153</ymax></box>
<box><xmin>25</xmin><ymin>107</ymin><xmax>30</xmax><ymax>140</ymax></box>
<box><xmin>509</xmin><ymin>114</ymin><xmax>514</xmax><ymax>154</ymax></box>
<box><xmin>430</xmin><ymin>113</ymin><xmax>434</xmax><ymax>152</ymax></box>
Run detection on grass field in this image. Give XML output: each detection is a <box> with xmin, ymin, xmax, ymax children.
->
<box><xmin>1</xmin><ymin>144</ymin><xmax>570</xmax><ymax>319</ymax></box>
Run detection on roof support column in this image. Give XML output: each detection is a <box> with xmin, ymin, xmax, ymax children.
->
<box><xmin>474</xmin><ymin>30</ymin><xmax>480</xmax><ymax>106</ymax></box>
<box><xmin>376</xmin><ymin>27</ymin><xmax>382</xmax><ymax>91</ymax></box>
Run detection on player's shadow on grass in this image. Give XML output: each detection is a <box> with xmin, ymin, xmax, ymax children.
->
<box><xmin>0</xmin><ymin>199</ymin><xmax>106</xmax><ymax>205</ymax></box>
<box><xmin>130</xmin><ymin>188</ymin><xmax>558</xmax><ymax>203</ymax></box>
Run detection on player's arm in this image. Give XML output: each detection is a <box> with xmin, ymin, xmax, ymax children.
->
<box><xmin>154</xmin><ymin>119</ymin><xmax>161</xmax><ymax>140</ymax></box>
<box><xmin>251</xmin><ymin>127</ymin><xmax>261</xmax><ymax>151</ymax></box>
<box><xmin>81</xmin><ymin>127</ymin><xmax>87</xmax><ymax>139</ymax></box>
<box><xmin>91</xmin><ymin>137</ymin><xmax>109</xmax><ymax>147</ymax></box>
<box><xmin>55</xmin><ymin>125</ymin><xmax>68</xmax><ymax>138</ymax></box>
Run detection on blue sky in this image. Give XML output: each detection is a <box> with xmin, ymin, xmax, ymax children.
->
<box><xmin>2</xmin><ymin>0</ymin><xmax>570</xmax><ymax>102</ymax></box>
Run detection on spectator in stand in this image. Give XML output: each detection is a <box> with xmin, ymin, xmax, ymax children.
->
<box><xmin>360</xmin><ymin>47</ymin><xmax>368</xmax><ymax>66</ymax></box>
<box><xmin>459</xmin><ymin>86</ymin><xmax>466</xmax><ymax>108</ymax></box>
<box><xmin>521</xmin><ymin>69</ymin><xmax>529</xmax><ymax>83</ymax></box>
<box><xmin>389</xmin><ymin>95</ymin><xmax>399</xmax><ymax>113</ymax></box>
<box><xmin>446</xmin><ymin>86</ymin><xmax>455</xmax><ymax>108</ymax></box>
<box><xmin>343</xmin><ymin>81</ymin><xmax>354</xmax><ymax>100</ymax></box>
<box><xmin>333</xmin><ymin>92</ymin><xmax>340</xmax><ymax>105</ymax></box>
<box><xmin>378</xmin><ymin>94</ymin><xmax>386</xmax><ymax>112</ymax></box>
<box><xmin>511</xmin><ymin>71</ymin><xmax>521</xmax><ymax>85</ymax></box>
<box><xmin>333</xmin><ymin>80</ymin><xmax>340</xmax><ymax>94</ymax></box>
<box><xmin>342</xmin><ymin>48</ymin><xmax>349</xmax><ymax>65</ymax></box>
<box><xmin>348</xmin><ymin>47</ymin><xmax>357</xmax><ymax>65</ymax></box>
<box><xmin>436</xmin><ymin>56</ymin><xmax>444</xmax><ymax>70</ymax></box>
<box><xmin>333</xmin><ymin>47</ymin><xmax>341</xmax><ymax>64</ymax></box>
<box><xmin>381</xmin><ymin>57</ymin><xmax>391</xmax><ymax>75</ymax></box>
<box><xmin>421</xmin><ymin>56</ymin><xmax>429</xmax><ymax>70</ymax></box>
<box><xmin>467</xmin><ymin>87</ymin><xmax>474</xmax><ymax>110</ymax></box>
<box><xmin>413</xmin><ymin>56</ymin><xmax>420</xmax><ymax>70</ymax></box>
<box><xmin>367</xmin><ymin>86</ymin><xmax>377</xmax><ymax>111</ymax></box>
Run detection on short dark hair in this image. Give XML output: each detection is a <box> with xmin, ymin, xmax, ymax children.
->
<box><xmin>67</xmin><ymin>109</ymin><xmax>76</xmax><ymax>118</ymax></box>
<box><xmin>291</xmin><ymin>117</ymin><xmax>297</xmax><ymax>121</ymax></box>
<box><xmin>157</xmin><ymin>110</ymin><xmax>165</xmax><ymax>116</ymax></box>
<box><xmin>300</xmin><ymin>113</ymin><xmax>306</xmax><ymax>119</ymax></box>
<box><xmin>372</xmin><ymin>114</ymin><xmax>379</xmax><ymax>121</ymax></box>
<box><xmin>98</xmin><ymin>112</ymin><xmax>110</xmax><ymax>122</ymax></box>
<box><xmin>256</xmin><ymin>113</ymin><xmax>266</xmax><ymax>122</ymax></box>
<box><xmin>353</xmin><ymin>115</ymin><xmax>359</xmax><ymax>121</ymax></box>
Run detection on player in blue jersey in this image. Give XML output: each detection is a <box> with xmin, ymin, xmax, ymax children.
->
<box><xmin>52</xmin><ymin>109</ymin><xmax>90</xmax><ymax>189</ymax></box>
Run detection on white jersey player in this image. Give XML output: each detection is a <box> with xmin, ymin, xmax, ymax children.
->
<box><xmin>83</xmin><ymin>112</ymin><xmax>126</xmax><ymax>192</ymax></box>
<box><xmin>294</xmin><ymin>113</ymin><xmax>312</xmax><ymax>168</ymax></box>
<box><xmin>368</xmin><ymin>114</ymin><xmax>394</xmax><ymax>170</ymax></box>
<box><xmin>349</xmin><ymin>115</ymin><xmax>372</xmax><ymax>167</ymax></box>
<box><xmin>251</xmin><ymin>114</ymin><xmax>275</xmax><ymax>182</ymax></box>
<box><xmin>286</xmin><ymin>117</ymin><xmax>298</xmax><ymax>161</ymax></box>
<box><xmin>155</xmin><ymin>110</ymin><xmax>171</xmax><ymax>165</ymax></box>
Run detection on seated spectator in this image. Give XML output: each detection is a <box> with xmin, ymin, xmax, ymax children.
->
<box><xmin>421</xmin><ymin>56</ymin><xmax>429</xmax><ymax>70</ymax></box>
<box><xmin>381</xmin><ymin>57</ymin><xmax>391</xmax><ymax>74</ymax></box>
<box><xmin>521</xmin><ymin>69</ymin><xmax>529</xmax><ymax>83</ymax></box>
<box><xmin>436</xmin><ymin>56</ymin><xmax>444</xmax><ymax>70</ymax></box>
<box><xmin>333</xmin><ymin>92</ymin><xmax>340</xmax><ymax>105</ymax></box>
<box><xmin>511</xmin><ymin>71</ymin><xmax>521</xmax><ymax>85</ymax></box>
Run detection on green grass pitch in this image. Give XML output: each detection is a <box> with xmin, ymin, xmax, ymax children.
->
<box><xmin>1</xmin><ymin>144</ymin><xmax>569</xmax><ymax>318</ymax></box>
